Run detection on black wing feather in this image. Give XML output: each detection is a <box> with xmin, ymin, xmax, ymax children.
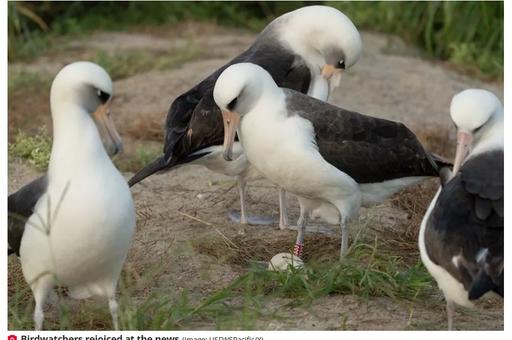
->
<box><xmin>283</xmin><ymin>89</ymin><xmax>440</xmax><ymax>183</ymax></box>
<box><xmin>8</xmin><ymin>175</ymin><xmax>48</xmax><ymax>256</ymax></box>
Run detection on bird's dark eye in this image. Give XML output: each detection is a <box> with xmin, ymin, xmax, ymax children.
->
<box><xmin>227</xmin><ymin>97</ymin><xmax>238</xmax><ymax>111</ymax></box>
<box><xmin>338</xmin><ymin>60</ymin><xmax>346</xmax><ymax>70</ymax></box>
<box><xmin>97</xmin><ymin>89</ymin><xmax>111</xmax><ymax>103</ymax></box>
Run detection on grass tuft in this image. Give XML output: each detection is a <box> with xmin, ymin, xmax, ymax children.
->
<box><xmin>114</xmin><ymin>144</ymin><xmax>162</xmax><ymax>173</ymax></box>
<box><xmin>195</xmin><ymin>233</ymin><xmax>435</xmax><ymax>305</ymax></box>
<box><xmin>8</xmin><ymin>70</ymin><xmax>52</xmax><ymax>92</ymax></box>
<box><xmin>9</xmin><ymin>130</ymin><xmax>52</xmax><ymax>170</ymax></box>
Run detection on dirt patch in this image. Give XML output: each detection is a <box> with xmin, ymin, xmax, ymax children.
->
<box><xmin>8</xmin><ymin>23</ymin><xmax>503</xmax><ymax>330</ymax></box>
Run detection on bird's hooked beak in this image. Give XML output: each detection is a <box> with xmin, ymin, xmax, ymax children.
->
<box><xmin>321</xmin><ymin>64</ymin><xmax>343</xmax><ymax>93</ymax></box>
<box><xmin>451</xmin><ymin>130</ymin><xmax>473</xmax><ymax>177</ymax></box>
<box><xmin>321</xmin><ymin>64</ymin><xmax>340</xmax><ymax>79</ymax></box>
<box><xmin>222</xmin><ymin>110</ymin><xmax>241</xmax><ymax>161</ymax></box>
<box><xmin>92</xmin><ymin>100</ymin><xmax>123</xmax><ymax>156</ymax></box>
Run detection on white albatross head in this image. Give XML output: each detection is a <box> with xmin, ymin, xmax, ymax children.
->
<box><xmin>50</xmin><ymin>61</ymin><xmax>122</xmax><ymax>155</ymax></box>
<box><xmin>274</xmin><ymin>5</ymin><xmax>362</xmax><ymax>93</ymax></box>
<box><xmin>450</xmin><ymin>88</ymin><xmax>503</xmax><ymax>175</ymax></box>
<box><xmin>213</xmin><ymin>63</ymin><xmax>279</xmax><ymax>161</ymax></box>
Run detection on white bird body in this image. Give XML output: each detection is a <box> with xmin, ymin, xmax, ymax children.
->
<box><xmin>14</xmin><ymin>62</ymin><xmax>135</xmax><ymax>330</ymax></box>
<box><xmin>239</xmin><ymin>87</ymin><xmax>429</xmax><ymax>223</ymax></box>
<box><xmin>214</xmin><ymin>63</ymin><xmax>444</xmax><ymax>258</ymax></box>
<box><xmin>21</xmin><ymin>110</ymin><xmax>134</xmax><ymax>298</ymax></box>
<box><xmin>243</xmin><ymin>110</ymin><xmax>360</xmax><ymax>209</ymax></box>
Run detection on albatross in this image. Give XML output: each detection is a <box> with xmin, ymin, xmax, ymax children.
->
<box><xmin>213</xmin><ymin>63</ymin><xmax>448</xmax><ymax>259</ymax></box>
<box><xmin>8</xmin><ymin>62</ymin><xmax>135</xmax><ymax>330</ymax></box>
<box><xmin>419</xmin><ymin>89</ymin><xmax>503</xmax><ymax>330</ymax></box>
<box><xmin>127</xmin><ymin>5</ymin><xmax>362</xmax><ymax>228</ymax></box>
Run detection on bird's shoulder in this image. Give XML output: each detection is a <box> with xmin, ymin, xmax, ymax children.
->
<box><xmin>460</xmin><ymin>149</ymin><xmax>504</xmax><ymax>220</ymax></box>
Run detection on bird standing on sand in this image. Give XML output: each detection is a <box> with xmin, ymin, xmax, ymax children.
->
<box><xmin>8</xmin><ymin>62</ymin><xmax>135</xmax><ymax>330</ymax></box>
<box><xmin>128</xmin><ymin>5</ymin><xmax>362</xmax><ymax>229</ymax></box>
<box><xmin>419</xmin><ymin>89</ymin><xmax>503</xmax><ymax>330</ymax></box>
<box><xmin>213</xmin><ymin>63</ymin><xmax>447</xmax><ymax>259</ymax></box>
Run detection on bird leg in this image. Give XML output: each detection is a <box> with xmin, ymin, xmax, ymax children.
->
<box><xmin>294</xmin><ymin>208</ymin><xmax>307</xmax><ymax>258</ymax></box>
<box><xmin>340</xmin><ymin>215</ymin><xmax>349</xmax><ymax>259</ymax></box>
<box><xmin>446</xmin><ymin>300</ymin><xmax>455</xmax><ymax>330</ymax></box>
<box><xmin>109</xmin><ymin>294</ymin><xmax>120</xmax><ymax>330</ymax></box>
<box><xmin>31</xmin><ymin>278</ymin><xmax>53</xmax><ymax>330</ymax></box>
<box><xmin>228</xmin><ymin>178</ymin><xmax>274</xmax><ymax>225</ymax></box>
<box><xmin>279</xmin><ymin>188</ymin><xmax>289</xmax><ymax>229</ymax></box>
<box><xmin>238</xmin><ymin>178</ymin><xmax>248</xmax><ymax>225</ymax></box>
<box><xmin>34</xmin><ymin>301</ymin><xmax>45</xmax><ymax>331</ymax></box>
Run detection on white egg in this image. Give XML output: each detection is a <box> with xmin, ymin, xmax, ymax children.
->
<box><xmin>268</xmin><ymin>252</ymin><xmax>304</xmax><ymax>271</ymax></box>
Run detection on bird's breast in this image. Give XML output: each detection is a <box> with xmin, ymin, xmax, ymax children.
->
<box><xmin>240</xmin><ymin>113</ymin><xmax>355</xmax><ymax>199</ymax></box>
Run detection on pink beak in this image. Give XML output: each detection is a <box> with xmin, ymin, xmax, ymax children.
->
<box><xmin>451</xmin><ymin>130</ymin><xmax>473</xmax><ymax>178</ymax></box>
<box><xmin>221</xmin><ymin>110</ymin><xmax>241</xmax><ymax>161</ymax></box>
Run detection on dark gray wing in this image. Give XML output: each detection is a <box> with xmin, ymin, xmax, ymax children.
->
<box><xmin>425</xmin><ymin>150</ymin><xmax>503</xmax><ymax>299</ymax></box>
<box><xmin>8</xmin><ymin>175</ymin><xmax>47</xmax><ymax>256</ymax></box>
<box><xmin>161</xmin><ymin>37</ymin><xmax>302</xmax><ymax>163</ymax></box>
<box><xmin>284</xmin><ymin>89</ymin><xmax>440</xmax><ymax>183</ymax></box>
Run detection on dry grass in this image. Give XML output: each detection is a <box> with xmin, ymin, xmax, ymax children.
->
<box><xmin>413</xmin><ymin>124</ymin><xmax>455</xmax><ymax>159</ymax></box>
<box><xmin>388</xmin><ymin>180</ymin><xmax>439</xmax><ymax>249</ymax></box>
<box><xmin>124</xmin><ymin>116</ymin><xmax>165</xmax><ymax>141</ymax></box>
<box><xmin>8</xmin><ymin>81</ymin><xmax>51</xmax><ymax>140</ymax></box>
<box><xmin>192</xmin><ymin>233</ymin><xmax>343</xmax><ymax>268</ymax></box>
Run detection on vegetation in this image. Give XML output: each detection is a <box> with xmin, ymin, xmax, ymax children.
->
<box><xmin>8</xmin><ymin>235</ymin><xmax>437</xmax><ymax>330</ymax></box>
<box><xmin>330</xmin><ymin>1</ymin><xmax>503</xmax><ymax>78</ymax></box>
<box><xmin>8</xmin><ymin>130</ymin><xmax>163</xmax><ymax>173</ymax></box>
<box><xmin>9</xmin><ymin>130</ymin><xmax>52</xmax><ymax>170</ymax></box>
<box><xmin>8</xmin><ymin>70</ymin><xmax>52</xmax><ymax>92</ymax></box>
<box><xmin>8</xmin><ymin>1</ymin><xmax>503</xmax><ymax>78</ymax></box>
<box><xmin>91</xmin><ymin>47</ymin><xmax>203</xmax><ymax>80</ymax></box>
<box><xmin>114</xmin><ymin>144</ymin><xmax>162</xmax><ymax>173</ymax></box>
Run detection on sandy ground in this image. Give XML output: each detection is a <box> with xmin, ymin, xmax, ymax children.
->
<box><xmin>8</xmin><ymin>22</ymin><xmax>504</xmax><ymax>330</ymax></box>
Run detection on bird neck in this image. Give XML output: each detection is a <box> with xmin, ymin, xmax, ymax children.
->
<box><xmin>247</xmin><ymin>88</ymin><xmax>286</xmax><ymax>121</ymax></box>
<box><xmin>49</xmin><ymin>105</ymin><xmax>110</xmax><ymax>181</ymax></box>
<box><xmin>239</xmin><ymin>89</ymin><xmax>288</xmax><ymax>149</ymax></box>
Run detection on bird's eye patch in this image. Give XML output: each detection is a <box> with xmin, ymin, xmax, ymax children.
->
<box><xmin>472</xmin><ymin>115</ymin><xmax>491</xmax><ymax>134</ymax></box>
<box><xmin>473</xmin><ymin>124</ymin><xmax>484</xmax><ymax>134</ymax></box>
<box><xmin>97</xmin><ymin>89</ymin><xmax>111</xmax><ymax>103</ymax></box>
<box><xmin>227</xmin><ymin>97</ymin><xmax>238</xmax><ymax>111</ymax></box>
<box><xmin>337</xmin><ymin>60</ymin><xmax>346</xmax><ymax>70</ymax></box>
